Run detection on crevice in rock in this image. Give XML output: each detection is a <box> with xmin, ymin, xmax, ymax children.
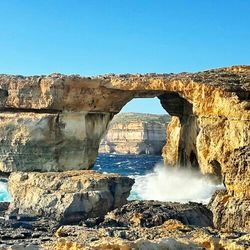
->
<box><xmin>0</xmin><ymin>108</ymin><xmax>62</xmax><ymax>114</ymax></box>
<box><xmin>190</xmin><ymin>151</ymin><xmax>199</xmax><ymax>170</ymax></box>
<box><xmin>0</xmin><ymin>171</ymin><xmax>10</xmax><ymax>179</ymax></box>
<box><xmin>210</xmin><ymin>160</ymin><xmax>222</xmax><ymax>181</ymax></box>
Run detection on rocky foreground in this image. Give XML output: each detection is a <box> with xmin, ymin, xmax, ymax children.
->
<box><xmin>0</xmin><ymin>200</ymin><xmax>249</xmax><ymax>250</ymax></box>
<box><xmin>0</xmin><ymin>170</ymin><xmax>249</xmax><ymax>250</ymax></box>
<box><xmin>99</xmin><ymin>113</ymin><xmax>170</xmax><ymax>155</ymax></box>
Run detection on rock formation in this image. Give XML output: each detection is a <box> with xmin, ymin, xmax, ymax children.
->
<box><xmin>99</xmin><ymin>200</ymin><xmax>213</xmax><ymax>228</ymax></box>
<box><xmin>0</xmin><ymin>66</ymin><xmax>249</xmax><ymax>173</ymax></box>
<box><xmin>99</xmin><ymin>113</ymin><xmax>170</xmax><ymax>155</ymax></box>
<box><xmin>0</xmin><ymin>111</ymin><xmax>112</xmax><ymax>172</ymax></box>
<box><xmin>0</xmin><ymin>65</ymin><xmax>249</xmax><ymax>234</ymax></box>
<box><xmin>209</xmin><ymin>145</ymin><xmax>250</xmax><ymax>232</ymax></box>
<box><xmin>7</xmin><ymin>171</ymin><xmax>134</xmax><ymax>223</ymax></box>
<box><xmin>1</xmin><ymin>201</ymin><xmax>249</xmax><ymax>249</ymax></box>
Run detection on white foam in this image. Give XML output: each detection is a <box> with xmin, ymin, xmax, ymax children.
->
<box><xmin>129</xmin><ymin>164</ymin><xmax>224</xmax><ymax>204</ymax></box>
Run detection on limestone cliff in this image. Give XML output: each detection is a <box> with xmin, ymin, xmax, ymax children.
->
<box><xmin>0</xmin><ymin>112</ymin><xmax>111</xmax><ymax>172</ymax></box>
<box><xmin>99</xmin><ymin>112</ymin><xmax>170</xmax><ymax>155</ymax></box>
<box><xmin>0</xmin><ymin>65</ymin><xmax>249</xmax><ymax>232</ymax></box>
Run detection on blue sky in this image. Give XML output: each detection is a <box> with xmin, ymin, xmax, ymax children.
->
<box><xmin>0</xmin><ymin>1</ymin><xmax>249</xmax><ymax>114</ymax></box>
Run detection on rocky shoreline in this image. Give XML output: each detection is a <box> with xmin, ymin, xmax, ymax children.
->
<box><xmin>0</xmin><ymin>200</ymin><xmax>249</xmax><ymax>249</ymax></box>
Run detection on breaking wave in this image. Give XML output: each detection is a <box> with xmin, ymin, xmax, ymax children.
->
<box><xmin>129</xmin><ymin>164</ymin><xmax>224</xmax><ymax>204</ymax></box>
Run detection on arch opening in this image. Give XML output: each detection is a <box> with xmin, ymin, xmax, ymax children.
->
<box><xmin>98</xmin><ymin>97</ymin><xmax>169</xmax><ymax>156</ymax></box>
<box><xmin>93</xmin><ymin>95</ymin><xmax>223</xmax><ymax>204</ymax></box>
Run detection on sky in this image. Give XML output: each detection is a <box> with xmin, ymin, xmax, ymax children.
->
<box><xmin>0</xmin><ymin>1</ymin><xmax>249</xmax><ymax>114</ymax></box>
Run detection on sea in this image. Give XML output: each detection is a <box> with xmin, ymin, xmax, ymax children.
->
<box><xmin>0</xmin><ymin>153</ymin><xmax>223</xmax><ymax>203</ymax></box>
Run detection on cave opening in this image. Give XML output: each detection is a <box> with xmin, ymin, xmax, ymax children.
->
<box><xmin>94</xmin><ymin>92</ymin><xmax>188</xmax><ymax>166</ymax></box>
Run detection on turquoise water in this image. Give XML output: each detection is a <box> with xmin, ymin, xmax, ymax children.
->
<box><xmin>0</xmin><ymin>181</ymin><xmax>11</xmax><ymax>201</ymax></box>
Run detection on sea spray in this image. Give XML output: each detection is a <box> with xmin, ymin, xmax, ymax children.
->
<box><xmin>129</xmin><ymin>164</ymin><xmax>224</xmax><ymax>204</ymax></box>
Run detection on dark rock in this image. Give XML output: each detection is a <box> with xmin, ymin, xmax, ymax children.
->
<box><xmin>0</xmin><ymin>202</ymin><xmax>9</xmax><ymax>212</ymax></box>
<box><xmin>16</xmin><ymin>214</ymin><xmax>38</xmax><ymax>222</ymax></box>
<box><xmin>100</xmin><ymin>200</ymin><xmax>213</xmax><ymax>228</ymax></box>
<box><xmin>0</xmin><ymin>215</ymin><xmax>58</xmax><ymax>248</ymax></box>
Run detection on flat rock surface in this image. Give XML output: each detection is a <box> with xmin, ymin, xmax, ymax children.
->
<box><xmin>8</xmin><ymin>171</ymin><xmax>134</xmax><ymax>224</ymax></box>
<box><xmin>0</xmin><ymin>216</ymin><xmax>57</xmax><ymax>249</ymax></box>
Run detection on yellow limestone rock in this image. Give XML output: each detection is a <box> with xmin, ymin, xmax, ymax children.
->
<box><xmin>0</xmin><ymin>65</ymin><xmax>249</xmax><ymax>232</ymax></box>
<box><xmin>7</xmin><ymin>170</ymin><xmax>134</xmax><ymax>223</ymax></box>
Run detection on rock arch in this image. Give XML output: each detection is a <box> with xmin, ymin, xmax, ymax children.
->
<box><xmin>0</xmin><ymin>67</ymin><xmax>249</xmax><ymax>179</ymax></box>
<box><xmin>0</xmin><ymin>65</ymin><xmax>249</xmax><ymax>231</ymax></box>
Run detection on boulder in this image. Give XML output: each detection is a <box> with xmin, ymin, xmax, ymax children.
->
<box><xmin>101</xmin><ymin>200</ymin><xmax>213</xmax><ymax>228</ymax></box>
<box><xmin>7</xmin><ymin>171</ymin><xmax>134</xmax><ymax>223</ymax></box>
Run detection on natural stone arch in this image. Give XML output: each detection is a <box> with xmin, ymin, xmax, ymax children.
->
<box><xmin>0</xmin><ymin>67</ymin><xmax>249</xmax><ymax>176</ymax></box>
<box><xmin>0</xmin><ymin>66</ymin><xmax>249</xmax><ymax>231</ymax></box>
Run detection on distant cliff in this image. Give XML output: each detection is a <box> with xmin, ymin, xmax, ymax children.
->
<box><xmin>99</xmin><ymin>113</ymin><xmax>170</xmax><ymax>155</ymax></box>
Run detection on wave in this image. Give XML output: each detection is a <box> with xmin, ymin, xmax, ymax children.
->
<box><xmin>129</xmin><ymin>164</ymin><xmax>224</xmax><ymax>204</ymax></box>
<box><xmin>0</xmin><ymin>162</ymin><xmax>224</xmax><ymax>204</ymax></box>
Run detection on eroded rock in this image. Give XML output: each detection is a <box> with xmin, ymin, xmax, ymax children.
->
<box><xmin>101</xmin><ymin>200</ymin><xmax>213</xmax><ymax>228</ymax></box>
<box><xmin>0</xmin><ymin>112</ymin><xmax>112</xmax><ymax>172</ymax></box>
<box><xmin>0</xmin><ymin>65</ymin><xmax>249</xmax><ymax>173</ymax></box>
<box><xmin>209</xmin><ymin>190</ymin><xmax>250</xmax><ymax>233</ymax></box>
<box><xmin>48</xmin><ymin>201</ymin><xmax>250</xmax><ymax>250</ymax></box>
<box><xmin>209</xmin><ymin>146</ymin><xmax>250</xmax><ymax>232</ymax></box>
<box><xmin>2</xmin><ymin>201</ymin><xmax>249</xmax><ymax>250</ymax></box>
<box><xmin>7</xmin><ymin>171</ymin><xmax>134</xmax><ymax>223</ymax></box>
